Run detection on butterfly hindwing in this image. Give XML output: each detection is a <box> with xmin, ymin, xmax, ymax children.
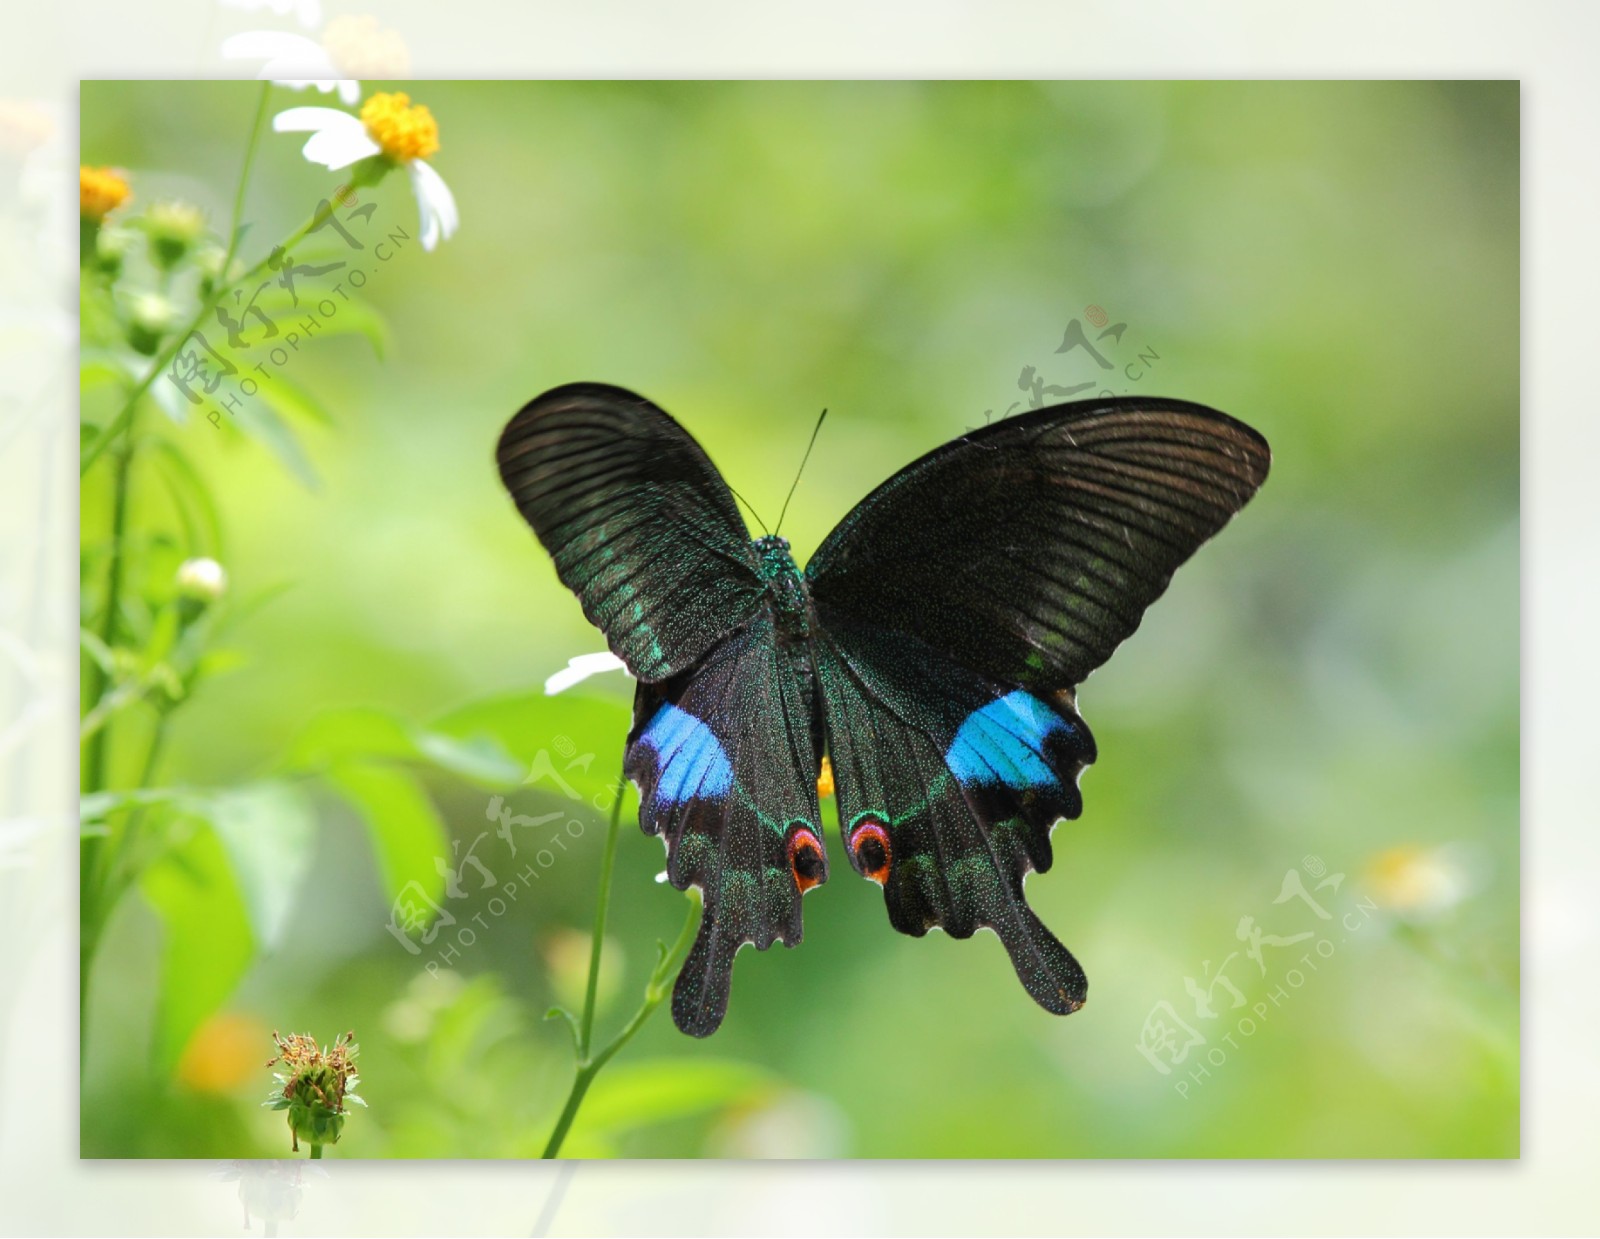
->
<box><xmin>625</xmin><ymin>614</ymin><xmax>827</xmax><ymax>1037</ymax></box>
<box><xmin>815</xmin><ymin>617</ymin><xmax>1093</xmax><ymax>1012</ymax></box>
<box><xmin>497</xmin><ymin>383</ymin><xmax>765</xmax><ymax>683</ymax></box>
<box><xmin>810</xmin><ymin>398</ymin><xmax>1269</xmax><ymax>1014</ymax></box>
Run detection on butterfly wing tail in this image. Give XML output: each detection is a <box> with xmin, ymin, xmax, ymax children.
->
<box><xmin>998</xmin><ymin>901</ymin><xmax>1088</xmax><ymax>1015</ymax></box>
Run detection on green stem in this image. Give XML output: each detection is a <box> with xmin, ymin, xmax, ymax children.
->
<box><xmin>577</xmin><ymin>775</ymin><xmax>626</xmax><ymax>1058</ymax></box>
<box><xmin>79</xmin><ymin>422</ymin><xmax>138</xmax><ymax>1062</ymax></box>
<box><xmin>541</xmin><ymin>886</ymin><xmax>699</xmax><ymax>1159</ymax></box>
<box><xmin>82</xmin><ymin>436</ymin><xmax>134</xmax><ymax>792</ymax></box>
<box><xmin>221</xmin><ymin>82</ymin><xmax>273</xmax><ymax>281</ymax></box>
<box><xmin>309</xmin><ymin>1144</ymin><xmax>323</xmax><ymax>1159</ymax></box>
<box><xmin>540</xmin><ymin>776</ymin><xmax>700</xmax><ymax>1159</ymax></box>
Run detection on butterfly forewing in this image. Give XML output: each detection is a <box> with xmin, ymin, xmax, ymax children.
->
<box><xmin>497</xmin><ymin>383</ymin><xmax>765</xmax><ymax>683</ymax></box>
<box><xmin>807</xmin><ymin>398</ymin><xmax>1271</xmax><ymax>692</ymax></box>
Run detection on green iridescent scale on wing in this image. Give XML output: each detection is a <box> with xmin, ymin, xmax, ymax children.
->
<box><xmin>625</xmin><ymin>613</ymin><xmax>826</xmax><ymax>1037</ymax></box>
<box><xmin>497</xmin><ymin>383</ymin><xmax>765</xmax><ymax>683</ymax></box>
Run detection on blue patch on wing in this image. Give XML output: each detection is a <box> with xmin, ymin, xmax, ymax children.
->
<box><xmin>946</xmin><ymin>690</ymin><xmax>1072</xmax><ymax>789</ymax></box>
<box><xmin>641</xmin><ymin>703</ymin><xmax>734</xmax><ymax>802</ymax></box>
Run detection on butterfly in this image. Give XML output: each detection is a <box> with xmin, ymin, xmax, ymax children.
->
<box><xmin>497</xmin><ymin>383</ymin><xmax>1269</xmax><ymax>1036</ymax></box>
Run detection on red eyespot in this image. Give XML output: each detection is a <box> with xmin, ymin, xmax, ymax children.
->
<box><xmin>849</xmin><ymin>820</ymin><xmax>892</xmax><ymax>885</ymax></box>
<box><xmin>786</xmin><ymin>827</ymin><xmax>826</xmax><ymax>893</ymax></box>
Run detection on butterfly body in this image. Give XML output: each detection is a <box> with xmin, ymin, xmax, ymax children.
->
<box><xmin>752</xmin><ymin>535</ymin><xmax>814</xmax><ymax>643</ymax></box>
<box><xmin>498</xmin><ymin>382</ymin><xmax>1269</xmax><ymax>1036</ymax></box>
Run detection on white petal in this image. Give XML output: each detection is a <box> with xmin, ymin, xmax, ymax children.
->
<box><xmin>273</xmin><ymin>106</ymin><xmax>379</xmax><ymax>169</ymax></box>
<box><xmin>272</xmin><ymin>105</ymin><xmax>350</xmax><ymax>131</ymax></box>
<box><xmin>544</xmin><ymin>652</ymin><xmax>628</xmax><ymax>696</ymax></box>
<box><xmin>408</xmin><ymin>159</ymin><xmax>459</xmax><ymax>251</ymax></box>
<box><xmin>337</xmin><ymin>78</ymin><xmax>362</xmax><ymax>106</ymax></box>
<box><xmin>293</xmin><ymin>0</ymin><xmax>323</xmax><ymax>26</ymax></box>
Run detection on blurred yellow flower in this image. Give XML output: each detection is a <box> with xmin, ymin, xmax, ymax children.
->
<box><xmin>816</xmin><ymin>754</ymin><xmax>835</xmax><ymax>799</ymax></box>
<box><xmin>177</xmin><ymin>1011</ymin><xmax>269</xmax><ymax>1093</ymax></box>
<box><xmin>1364</xmin><ymin>844</ymin><xmax>1474</xmax><ymax>918</ymax></box>
<box><xmin>79</xmin><ymin>165</ymin><xmax>131</xmax><ymax>220</ymax></box>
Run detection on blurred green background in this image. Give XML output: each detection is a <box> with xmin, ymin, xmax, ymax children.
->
<box><xmin>79</xmin><ymin>80</ymin><xmax>1517</xmax><ymax>1158</ymax></box>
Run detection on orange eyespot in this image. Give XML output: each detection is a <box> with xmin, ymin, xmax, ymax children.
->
<box><xmin>787</xmin><ymin>827</ymin><xmax>826</xmax><ymax>893</ymax></box>
<box><xmin>849</xmin><ymin>820</ymin><xmax>892</xmax><ymax>885</ymax></box>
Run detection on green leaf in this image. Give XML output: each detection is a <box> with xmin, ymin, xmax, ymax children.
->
<box><xmin>544</xmin><ymin>1004</ymin><xmax>581</xmax><ymax>1051</ymax></box>
<box><xmin>231</xmin><ymin>397</ymin><xmax>319</xmax><ymax>489</ymax></box>
<box><xmin>411</xmin><ymin>730</ymin><xmax>525</xmax><ymax>786</ymax></box>
<box><xmin>79</xmin><ymin>347</ymin><xmax>138</xmax><ymax>389</ymax></box>
<box><xmin>575</xmin><ymin>1058</ymin><xmax>775</xmax><ymax>1135</ymax></box>
<box><xmin>147</xmin><ymin>369</ymin><xmax>191</xmax><ymax>426</ymax></box>
<box><xmin>140</xmin><ymin>604</ymin><xmax>181</xmax><ymax>672</ymax></box>
<box><xmin>429</xmin><ymin>691</ymin><xmax>632</xmax><ymax>804</ymax></box>
<box><xmin>298</xmin><ymin>297</ymin><xmax>390</xmax><ymax>357</ymax></box>
<box><xmin>141</xmin><ymin>823</ymin><xmax>255</xmax><ymax>1075</ymax></box>
<box><xmin>148</xmin><ymin>440</ymin><xmax>224</xmax><ymax>557</ymax></box>
<box><xmin>79</xmin><ymin>627</ymin><xmax>115</xmax><ymax>675</ymax></box>
<box><xmin>205</xmin><ymin>781</ymin><xmax>318</xmax><ymax>953</ymax></box>
<box><xmin>80</xmin><ymin>786</ymin><xmax>196</xmax><ymax>825</ymax></box>
<box><xmin>285</xmin><ymin>708</ymin><xmax>416</xmax><ymax>769</ymax></box>
<box><xmin>256</xmin><ymin>370</ymin><xmax>334</xmax><ymax>429</ymax></box>
<box><xmin>325</xmin><ymin>762</ymin><xmax>449</xmax><ymax>909</ymax></box>
<box><xmin>283</xmin><ymin>706</ymin><xmax>523</xmax><ymax>787</ymax></box>
<box><xmin>250</xmin><ymin>284</ymin><xmax>389</xmax><ymax>357</ymax></box>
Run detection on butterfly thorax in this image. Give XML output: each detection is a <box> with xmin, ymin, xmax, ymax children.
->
<box><xmin>752</xmin><ymin>535</ymin><xmax>812</xmax><ymax>642</ymax></box>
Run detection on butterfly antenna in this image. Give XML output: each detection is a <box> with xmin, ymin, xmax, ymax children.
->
<box><xmin>728</xmin><ymin>484</ymin><xmax>769</xmax><ymax>535</ymax></box>
<box><xmin>775</xmin><ymin>408</ymin><xmax>828</xmax><ymax>536</ymax></box>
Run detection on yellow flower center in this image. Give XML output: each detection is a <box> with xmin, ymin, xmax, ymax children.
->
<box><xmin>360</xmin><ymin>92</ymin><xmax>438</xmax><ymax>163</ymax></box>
<box><xmin>80</xmin><ymin>165</ymin><xmax>131</xmax><ymax>220</ymax></box>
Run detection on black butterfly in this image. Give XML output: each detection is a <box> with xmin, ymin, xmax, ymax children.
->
<box><xmin>497</xmin><ymin>383</ymin><xmax>1269</xmax><ymax>1036</ymax></box>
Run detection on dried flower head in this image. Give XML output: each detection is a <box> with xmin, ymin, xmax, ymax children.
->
<box><xmin>263</xmin><ymin>1029</ymin><xmax>365</xmax><ymax>1153</ymax></box>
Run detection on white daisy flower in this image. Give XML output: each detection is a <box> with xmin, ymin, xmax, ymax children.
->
<box><xmin>222</xmin><ymin>31</ymin><xmax>360</xmax><ymax>105</ymax></box>
<box><xmin>222</xmin><ymin>14</ymin><xmax>410</xmax><ymax>108</ymax></box>
<box><xmin>544</xmin><ymin>652</ymin><xmax>629</xmax><ymax>696</ymax></box>
<box><xmin>272</xmin><ymin>92</ymin><xmax>458</xmax><ymax>251</ymax></box>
